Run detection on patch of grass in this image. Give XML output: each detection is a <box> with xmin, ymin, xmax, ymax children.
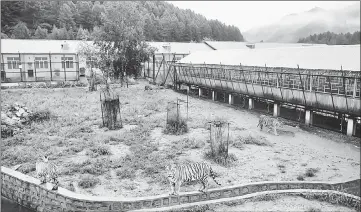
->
<box><xmin>204</xmin><ymin>149</ymin><xmax>237</xmax><ymax>167</ymax></box>
<box><xmin>78</xmin><ymin>176</ymin><xmax>100</xmax><ymax>189</ymax></box>
<box><xmin>28</xmin><ymin>109</ymin><xmax>52</xmax><ymax>122</ymax></box>
<box><xmin>305</xmin><ymin>168</ymin><xmax>319</xmax><ymax>177</ymax></box>
<box><xmin>63</xmin><ymin>159</ymin><xmax>108</xmax><ymax>176</ymax></box>
<box><xmin>306</xmin><ymin>207</ymin><xmax>322</xmax><ymax>212</ymax></box>
<box><xmin>116</xmin><ymin>167</ymin><xmax>136</xmax><ymax>180</ymax></box>
<box><xmin>86</xmin><ymin>145</ymin><xmax>112</xmax><ymax>157</ymax></box>
<box><xmin>172</xmin><ymin>138</ymin><xmax>206</xmax><ymax>150</ymax></box>
<box><xmin>237</xmin><ymin>135</ymin><xmax>272</xmax><ymax>146</ymax></box>
<box><xmin>254</xmin><ymin>193</ymin><xmax>281</xmax><ymax>202</ymax></box>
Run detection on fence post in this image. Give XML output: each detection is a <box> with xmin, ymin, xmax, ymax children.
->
<box><xmin>76</xmin><ymin>54</ymin><xmax>80</xmax><ymax>81</ymax></box>
<box><xmin>18</xmin><ymin>52</ymin><xmax>23</xmax><ymax>82</ymax></box>
<box><xmin>34</xmin><ymin>59</ymin><xmax>37</xmax><ymax>82</ymax></box>
<box><xmin>63</xmin><ymin>54</ymin><xmax>67</xmax><ymax>81</ymax></box>
<box><xmin>153</xmin><ymin>54</ymin><xmax>155</xmax><ymax>83</ymax></box>
<box><xmin>49</xmin><ymin>53</ymin><xmax>53</xmax><ymax>81</ymax></box>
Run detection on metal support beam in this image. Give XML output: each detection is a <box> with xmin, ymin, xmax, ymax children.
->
<box><xmin>305</xmin><ymin>110</ymin><xmax>314</xmax><ymax>126</ymax></box>
<box><xmin>347</xmin><ymin>118</ymin><xmax>356</xmax><ymax>136</ymax></box>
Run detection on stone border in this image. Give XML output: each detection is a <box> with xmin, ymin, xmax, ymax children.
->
<box><xmin>1</xmin><ymin>166</ymin><xmax>360</xmax><ymax>212</ymax></box>
<box><xmin>132</xmin><ymin>189</ymin><xmax>361</xmax><ymax>212</ymax></box>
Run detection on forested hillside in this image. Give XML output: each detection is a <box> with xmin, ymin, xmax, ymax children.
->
<box><xmin>1</xmin><ymin>1</ymin><xmax>244</xmax><ymax>42</ymax></box>
<box><xmin>298</xmin><ymin>31</ymin><xmax>360</xmax><ymax>45</ymax></box>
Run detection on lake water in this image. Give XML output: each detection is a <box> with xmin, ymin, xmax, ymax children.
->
<box><xmin>1</xmin><ymin>197</ymin><xmax>34</xmax><ymax>212</ymax></box>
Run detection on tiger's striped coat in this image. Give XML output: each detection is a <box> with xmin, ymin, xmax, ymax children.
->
<box><xmin>36</xmin><ymin>155</ymin><xmax>59</xmax><ymax>190</ymax></box>
<box><xmin>257</xmin><ymin>114</ymin><xmax>281</xmax><ymax>136</ymax></box>
<box><xmin>165</xmin><ymin>162</ymin><xmax>221</xmax><ymax>195</ymax></box>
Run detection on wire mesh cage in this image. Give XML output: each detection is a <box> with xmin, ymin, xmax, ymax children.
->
<box><xmin>207</xmin><ymin>120</ymin><xmax>230</xmax><ymax>161</ymax></box>
<box><xmin>165</xmin><ymin>98</ymin><xmax>189</xmax><ymax>135</ymax></box>
<box><xmin>99</xmin><ymin>87</ymin><xmax>123</xmax><ymax>130</ymax></box>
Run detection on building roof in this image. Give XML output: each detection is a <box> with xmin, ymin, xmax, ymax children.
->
<box><xmin>0</xmin><ymin>39</ymin><xmax>91</xmax><ymax>54</ymax></box>
<box><xmin>203</xmin><ymin>41</ymin><xmax>327</xmax><ymax>50</ymax></box>
<box><xmin>177</xmin><ymin>45</ymin><xmax>360</xmax><ymax>71</ymax></box>
<box><xmin>147</xmin><ymin>42</ymin><xmax>214</xmax><ymax>54</ymax></box>
<box><xmin>0</xmin><ymin>39</ymin><xmax>214</xmax><ymax>55</ymax></box>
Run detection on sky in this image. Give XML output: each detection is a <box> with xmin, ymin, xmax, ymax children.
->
<box><xmin>168</xmin><ymin>1</ymin><xmax>358</xmax><ymax>32</ymax></box>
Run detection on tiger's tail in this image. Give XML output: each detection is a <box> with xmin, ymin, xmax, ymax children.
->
<box><xmin>209</xmin><ymin>167</ymin><xmax>221</xmax><ymax>186</ymax></box>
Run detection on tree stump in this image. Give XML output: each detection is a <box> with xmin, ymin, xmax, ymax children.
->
<box><xmin>100</xmin><ymin>88</ymin><xmax>122</xmax><ymax>130</ymax></box>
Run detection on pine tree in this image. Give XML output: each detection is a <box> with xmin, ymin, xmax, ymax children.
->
<box><xmin>12</xmin><ymin>21</ymin><xmax>30</xmax><ymax>39</ymax></box>
<box><xmin>58</xmin><ymin>3</ymin><xmax>76</xmax><ymax>30</ymax></box>
<box><xmin>34</xmin><ymin>26</ymin><xmax>48</xmax><ymax>39</ymax></box>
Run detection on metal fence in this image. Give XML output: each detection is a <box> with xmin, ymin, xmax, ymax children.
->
<box><xmin>174</xmin><ymin>63</ymin><xmax>361</xmax><ymax>98</ymax></box>
<box><xmin>141</xmin><ymin>53</ymin><xmax>188</xmax><ymax>84</ymax></box>
<box><xmin>1</xmin><ymin>61</ymin><xmax>81</xmax><ymax>83</ymax></box>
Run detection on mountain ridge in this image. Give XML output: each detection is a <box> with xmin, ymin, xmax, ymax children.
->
<box><xmin>244</xmin><ymin>3</ymin><xmax>360</xmax><ymax>43</ymax></box>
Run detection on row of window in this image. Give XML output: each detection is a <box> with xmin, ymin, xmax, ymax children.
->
<box><xmin>2</xmin><ymin>57</ymin><xmax>75</xmax><ymax>69</ymax></box>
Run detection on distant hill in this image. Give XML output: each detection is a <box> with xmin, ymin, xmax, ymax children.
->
<box><xmin>1</xmin><ymin>1</ymin><xmax>244</xmax><ymax>42</ymax></box>
<box><xmin>243</xmin><ymin>2</ymin><xmax>360</xmax><ymax>43</ymax></box>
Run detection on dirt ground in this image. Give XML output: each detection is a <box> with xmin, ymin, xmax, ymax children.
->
<box><xmin>1</xmin><ymin>80</ymin><xmax>360</xmax><ymax>203</ymax></box>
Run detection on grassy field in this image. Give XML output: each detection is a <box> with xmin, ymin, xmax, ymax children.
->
<box><xmin>1</xmin><ymin>79</ymin><xmax>360</xmax><ymax>199</ymax></box>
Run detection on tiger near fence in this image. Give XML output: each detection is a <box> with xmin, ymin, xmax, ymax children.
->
<box><xmin>258</xmin><ymin>114</ymin><xmax>282</xmax><ymax>136</ymax></box>
<box><xmin>35</xmin><ymin>155</ymin><xmax>59</xmax><ymax>190</ymax></box>
<box><xmin>165</xmin><ymin>162</ymin><xmax>221</xmax><ymax>196</ymax></box>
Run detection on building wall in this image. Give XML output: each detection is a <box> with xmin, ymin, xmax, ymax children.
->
<box><xmin>1</xmin><ymin>53</ymin><xmax>79</xmax><ymax>82</ymax></box>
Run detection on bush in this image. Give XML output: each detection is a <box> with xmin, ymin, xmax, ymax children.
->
<box><xmin>164</xmin><ymin>117</ymin><xmax>188</xmax><ymax>135</ymax></box>
<box><xmin>28</xmin><ymin>109</ymin><xmax>51</xmax><ymax>122</ymax></box>
<box><xmin>1</xmin><ymin>125</ymin><xmax>14</xmax><ymax>138</ymax></box>
<box><xmin>116</xmin><ymin>167</ymin><xmax>136</xmax><ymax>180</ymax></box>
<box><xmin>305</xmin><ymin>168</ymin><xmax>319</xmax><ymax>177</ymax></box>
<box><xmin>78</xmin><ymin>176</ymin><xmax>100</xmax><ymax>189</ymax></box>
<box><xmin>204</xmin><ymin>149</ymin><xmax>237</xmax><ymax>167</ymax></box>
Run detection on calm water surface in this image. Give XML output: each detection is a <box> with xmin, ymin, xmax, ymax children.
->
<box><xmin>1</xmin><ymin>197</ymin><xmax>34</xmax><ymax>212</ymax></box>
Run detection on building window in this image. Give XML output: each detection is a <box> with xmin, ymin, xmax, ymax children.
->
<box><xmin>7</xmin><ymin>57</ymin><xmax>20</xmax><ymax>69</ymax></box>
<box><xmin>61</xmin><ymin>57</ymin><xmax>74</xmax><ymax>69</ymax></box>
<box><xmin>35</xmin><ymin>57</ymin><xmax>48</xmax><ymax>69</ymax></box>
<box><xmin>28</xmin><ymin>70</ymin><xmax>34</xmax><ymax>77</ymax></box>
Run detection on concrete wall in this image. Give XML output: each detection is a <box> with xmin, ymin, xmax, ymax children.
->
<box><xmin>1</xmin><ymin>166</ymin><xmax>360</xmax><ymax>212</ymax></box>
<box><xmin>177</xmin><ymin>76</ymin><xmax>361</xmax><ymax>116</ymax></box>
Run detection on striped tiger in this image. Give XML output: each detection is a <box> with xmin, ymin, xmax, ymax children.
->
<box><xmin>257</xmin><ymin>114</ymin><xmax>281</xmax><ymax>136</ymax></box>
<box><xmin>36</xmin><ymin>155</ymin><xmax>59</xmax><ymax>190</ymax></box>
<box><xmin>165</xmin><ymin>162</ymin><xmax>221</xmax><ymax>196</ymax></box>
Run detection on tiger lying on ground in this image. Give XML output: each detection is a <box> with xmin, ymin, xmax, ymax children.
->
<box><xmin>165</xmin><ymin>161</ymin><xmax>221</xmax><ymax>196</ymax></box>
<box><xmin>257</xmin><ymin>114</ymin><xmax>282</xmax><ymax>136</ymax></box>
<box><xmin>36</xmin><ymin>155</ymin><xmax>59</xmax><ymax>190</ymax></box>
